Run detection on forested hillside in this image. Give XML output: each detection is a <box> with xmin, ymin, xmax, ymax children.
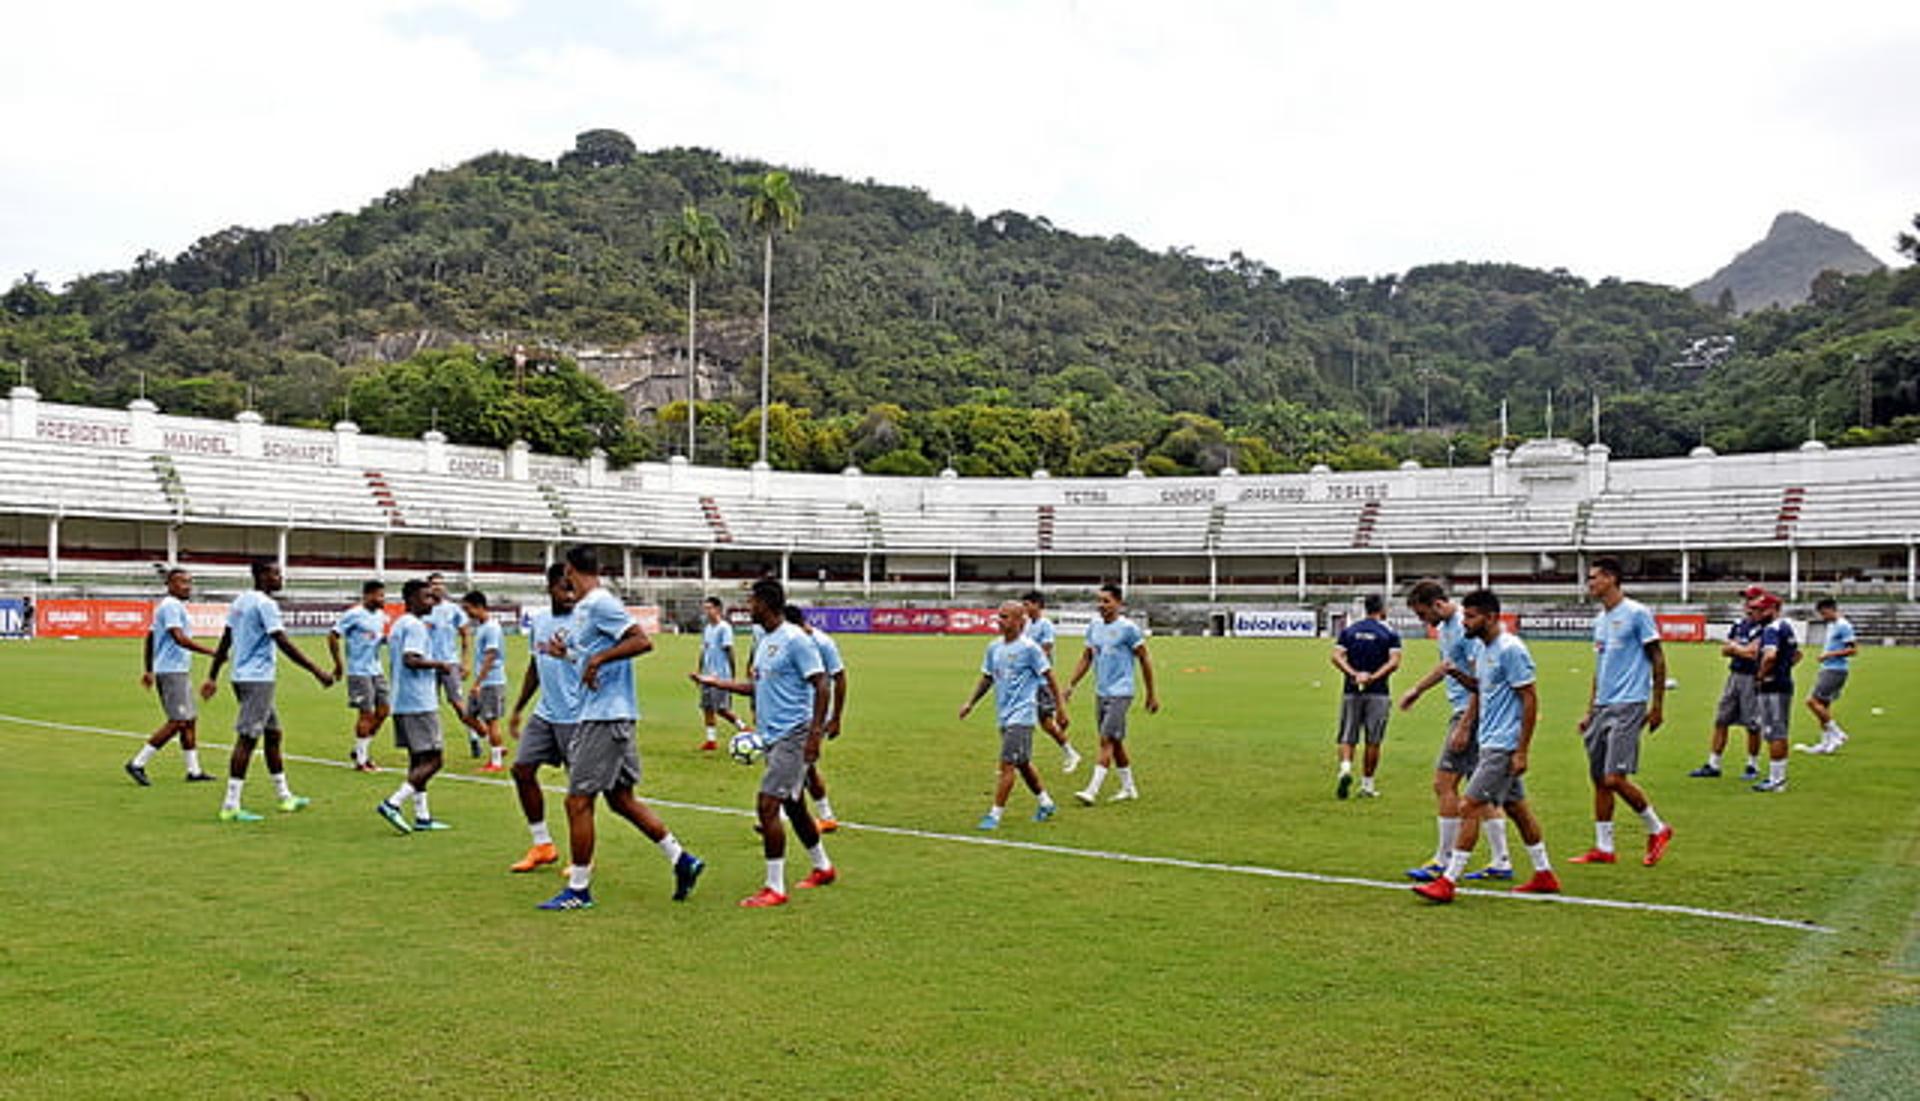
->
<box><xmin>3</xmin><ymin>130</ymin><xmax>1916</xmax><ymax>474</ymax></box>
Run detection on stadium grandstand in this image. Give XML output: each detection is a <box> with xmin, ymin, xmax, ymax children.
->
<box><xmin>3</xmin><ymin>386</ymin><xmax>1917</xmax><ymax>637</ymax></box>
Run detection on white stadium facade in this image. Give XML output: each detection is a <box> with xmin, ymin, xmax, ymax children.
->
<box><xmin>2</xmin><ymin>385</ymin><xmax>1917</xmax><ymax>640</ymax></box>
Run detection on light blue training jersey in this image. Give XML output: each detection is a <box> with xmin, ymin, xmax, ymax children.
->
<box><xmin>529</xmin><ymin>609</ymin><xmax>583</xmax><ymax>724</ymax></box>
<box><xmin>1085</xmin><ymin>615</ymin><xmax>1146</xmax><ymax>698</ymax></box>
<box><xmin>471</xmin><ymin>618</ymin><xmax>507</xmax><ymax>687</ymax></box>
<box><xmin>150</xmin><ymin>596</ymin><xmax>193</xmax><ymax>675</ymax></box>
<box><xmin>700</xmin><ymin>620</ymin><xmax>735</xmax><ymax>677</ymax></box>
<box><xmin>1591</xmin><ymin>598</ymin><xmax>1659</xmax><ymax>706</ymax></box>
<box><xmin>1821</xmin><ymin>618</ymin><xmax>1855</xmax><ymax>671</ymax></box>
<box><xmin>332</xmin><ymin>604</ymin><xmax>386</xmax><ymax>678</ymax></box>
<box><xmin>388</xmin><ymin>613</ymin><xmax>437</xmax><ymax>715</ymax></box>
<box><xmin>1025</xmin><ymin>616</ymin><xmax>1056</xmax><ymax>652</ymax></box>
<box><xmin>1473</xmin><ymin>630</ymin><xmax>1537</xmax><ymax>753</ymax></box>
<box><xmin>427</xmin><ymin>601</ymin><xmax>467</xmax><ymax>663</ymax></box>
<box><xmin>810</xmin><ymin>627</ymin><xmax>845</xmax><ymax>676</ymax></box>
<box><xmin>567</xmin><ymin>587</ymin><xmax>639</xmax><ymax>722</ymax></box>
<box><xmin>227</xmin><ymin>589</ymin><xmax>284</xmax><ymax>683</ymax></box>
<box><xmin>753</xmin><ymin>622</ymin><xmax>824</xmax><ymax>742</ymax></box>
<box><xmin>1436</xmin><ymin>606</ymin><xmax>1480</xmax><ymax>713</ymax></box>
<box><xmin>984</xmin><ymin>635</ymin><xmax>1050</xmax><ymax>729</ymax></box>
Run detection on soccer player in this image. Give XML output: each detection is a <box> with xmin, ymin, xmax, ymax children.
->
<box><xmin>425</xmin><ymin>571</ymin><xmax>480</xmax><ymax>756</ymax></box>
<box><xmin>786</xmin><ymin>603</ymin><xmax>847</xmax><ymax>831</ymax></box>
<box><xmin>462</xmin><ymin>590</ymin><xmax>508</xmax><ymax>772</ymax></box>
<box><xmin>376</xmin><ymin>578</ymin><xmax>455</xmax><ymax>833</ymax></box>
<box><xmin>958</xmin><ymin>599</ymin><xmax>1067</xmax><ymax>829</ymax></box>
<box><xmin>695</xmin><ymin>596</ymin><xmax>743</xmax><ymax>751</ymax></box>
<box><xmin>693</xmin><ymin>577</ymin><xmax>835</xmax><ymax>909</ymax></box>
<box><xmin>1412</xmin><ymin>589</ymin><xmax>1560</xmax><ymax>903</ymax></box>
<box><xmin>1689</xmin><ymin>592</ymin><xmax>1765</xmax><ymax>780</ymax></box>
<box><xmin>127</xmin><ymin>567</ymin><xmax>217</xmax><ymax>785</ymax></box>
<box><xmin>1572</xmin><ymin>557</ymin><xmax>1674</xmax><ymax>866</ymax></box>
<box><xmin>1750</xmin><ymin>593</ymin><xmax>1801</xmax><ymax>792</ymax></box>
<box><xmin>1065</xmin><ymin>583</ymin><xmax>1159</xmax><ymax>805</ymax></box>
<box><xmin>505</xmin><ymin>564</ymin><xmax>578</xmax><ymax>873</ymax></box>
<box><xmin>1329</xmin><ymin>594</ymin><xmax>1402</xmax><ymax>799</ymax></box>
<box><xmin>537</xmin><ymin>545</ymin><xmax>705</xmax><ymax>911</ymax></box>
<box><xmin>1400</xmin><ymin>580</ymin><xmax>1514</xmax><ymax>883</ymax></box>
<box><xmin>1021</xmin><ymin>590</ymin><xmax>1081</xmax><ymax>772</ymax></box>
<box><xmin>1800</xmin><ymin>598</ymin><xmax>1857</xmax><ymax>755</ymax></box>
<box><xmin>200</xmin><ymin>561</ymin><xmax>334</xmax><ymax>822</ymax></box>
<box><xmin>328</xmin><ymin>579</ymin><xmax>390</xmax><ymax>772</ymax></box>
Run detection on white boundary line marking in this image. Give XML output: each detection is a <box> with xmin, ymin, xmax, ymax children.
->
<box><xmin>1</xmin><ymin>711</ymin><xmax>1836</xmax><ymax>935</ymax></box>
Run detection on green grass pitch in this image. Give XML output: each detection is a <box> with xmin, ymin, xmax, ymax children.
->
<box><xmin>1</xmin><ymin>633</ymin><xmax>1915</xmax><ymax>1098</ymax></box>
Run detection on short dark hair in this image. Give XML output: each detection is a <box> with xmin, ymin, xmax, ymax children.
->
<box><xmin>565</xmin><ymin>544</ymin><xmax>599</xmax><ymax>574</ymax></box>
<box><xmin>461</xmin><ymin>590</ymin><xmax>487</xmax><ymax>609</ymax></box>
<box><xmin>164</xmin><ymin>567</ymin><xmax>190</xmax><ymax>582</ymax></box>
<box><xmin>249</xmin><ymin>559</ymin><xmax>275</xmax><ymax>582</ymax></box>
<box><xmin>1363</xmin><ymin>594</ymin><xmax>1385</xmax><ymax>615</ymax></box>
<box><xmin>361</xmin><ymin>579</ymin><xmax>385</xmax><ymax>596</ymax></box>
<box><xmin>1406</xmin><ymin>578</ymin><xmax>1447</xmax><ymax>606</ymax></box>
<box><xmin>703</xmin><ymin>595</ymin><xmax>723</xmax><ymax>609</ymax></box>
<box><xmin>545</xmin><ymin>563</ymin><xmax>567</xmax><ymax>586</ymax></box>
<box><xmin>782</xmin><ymin>603</ymin><xmax>808</xmax><ymax>626</ymax></box>
<box><xmin>1022</xmin><ymin>590</ymin><xmax>1045</xmax><ymax>607</ymax></box>
<box><xmin>751</xmin><ymin>577</ymin><xmax>786</xmax><ymax>615</ymax></box>
<box><xmin>1815</xmin><ymin>597</ymin><xmax>1838</xmax><ymax>612</ymax></box>
<box><xmin>1462</xmin><ymin>588</ymin><xmax>1501</xmax><ymax>614</ymax></box>
<box><xmin>1591</xmin><ymin>556</ymin><xmax>1624</xmax><ymax>581</ymax></box>
<box><xmin>426</xmin><ymin>571</ymin><xmax>444</xmax><ymax>583</ymax></box>
<box><xmin>1099</xmin><ymin>583</ymin><xmax>1123</xmax><ymax>602</ymax></box>
<box><xmin>401</xmin><ymin>578</ymin><xmax>430</xmax><ymax>602</ymax></box>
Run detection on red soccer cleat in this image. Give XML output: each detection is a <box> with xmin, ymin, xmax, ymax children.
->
<box><xmin>477</xmin><ymin>762</ymin><xmax>505</xmax><ymax>774</ymax></box>
<box><xmin>699</xmin><ymin>740</ymin><xmax>718</xmax><ymax>752</ymax></box>
<box><xmin>795</xmin><ymin>867</ymin><xmax>837</xmax><ymax>890</ymax></box>
<box><xmin>1643</xmin><ymin>826</ymin><xmax>1674</xmax><ymax>867</ymax></box>
<box><xmin>1412</xmin><ymin>877</ymin><xmax>1456</xmax><ymax>903</ymax></box>
<box><xmin>739</xmin><ymin>887</ymin><xmax>789</xmax><ymax>908</ymax></box>
<box><xmin>816</xmin><ymin>817</ymin><xmax>839</xmax><ymax>834</ymax></box>
<box><xmin>1512</xmin><ymin>870</ymin><xmax>1562</xmax><ymax>894</ymax></box>
<box><xmin>1569</xmin><ymin>848</ymin><xmax>1617</xmax><ymax>865</ymax></box>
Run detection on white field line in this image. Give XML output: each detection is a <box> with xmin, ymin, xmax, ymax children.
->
<box><xmin>1</xmin><ymin>711</ymin><xmax>1836</xmax><ymax>935</ymax></box>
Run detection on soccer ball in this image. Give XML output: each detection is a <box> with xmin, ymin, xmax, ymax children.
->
<box><xmin>729</xmin><ymin>729</ymin><xmax>767</xmax><ymax>765</ymax></box>
<box><xmin>1664</xmin><ymin>677</ymin><xmax>1680</xmax><ymax>690</ymax></box>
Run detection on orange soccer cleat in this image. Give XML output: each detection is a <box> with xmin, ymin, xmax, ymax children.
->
<box><xmin>510</xmin><ymin>842</ymin><xmax>560</xmax><ymax>873</ymax></box>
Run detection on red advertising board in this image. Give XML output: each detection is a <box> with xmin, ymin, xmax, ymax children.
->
<box><xmin>871</xmin><ymin>607</ymin><xmax>950</xmax><ymax>634</ymax></box>
<box><xmin>944</xmin><ymin>608</ymin><xmax>1001</xmax><ymax>635</ymax></box>
<box><xmin>625</xmin><ymin>606</ymin><xmax>662</xmax><ymax>636</ymax></box>
<box><xmin>38</xmin><ymin>599</ymin><xmax>153</xmax><ymax>638</ymax></box>
<box><xmin>1656</xmin><ymin>614</ymin><xmax>1707</xmax><ymax>642</ymax></box>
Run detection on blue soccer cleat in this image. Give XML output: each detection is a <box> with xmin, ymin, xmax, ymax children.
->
<box><xmin>1406</xmin><ymin>863</ymin><xmax>1445</xmax><ymax>882</ymax></box>
<box><xmin>976</xmin><ymin>814</ymin><xmax>1000</xmax><ymax>831</ymax></box>
<box><xmin>217</xmin><ymin>807</ymin><xmax>263</xmax><ymax>823</ymax></box>
<box><xmin>375</xmin><ymin>801</ymin><xmax>412</xmax><ymax>834</ymax></box>
<box><xmin>672</xmin><ymin>852</ymin><xmax>705</xmax><ymax>902</ymax></box>
<box><xmin>1034</xmin><ymin>803</ymin><xmax>1057</xmax><ymax>823</ymax></box>
<box><xmin>1462</xmin><ymin>865</ymin><xmax>1515</xmax><ymax>882</ymax></box>
<box><xmin>412</xmin><ymin>818</ymin><xmax>452</xmax><ymax>831</ymax></box>
<box><xmin>538</xmin><ymin>886</ymin><xmax>594</xmax><ymax>911</ymax></box>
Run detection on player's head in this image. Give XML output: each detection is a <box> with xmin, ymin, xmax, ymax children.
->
<box><xmin>1097</xmin><ymin>583</ymin><xmax>1122</xmax><ymax>620</ymax></box>
<box><xmin>361</xmin><ymin>579</ymin><xmax>385</xmax><ymax>608</ymax></box>
<box><xmin>426</xmin><ymin>571</ymin><xmax>446</xmax><ymax>596</ymax></box>
<box><xmin>749</xmin><ymin>577</ymin><xmax>786</xmax><ymax>624</ymax></box>
<box><xmin>1587</xmin><ymin>556</ymin><xmax>1624</xmax><ymax>601</ymax></box>
<box><xmin>1406</xmin><ymin>578</ymin><xmax>1449</xmax><ymax>624</ymax></box>
<box><xmin>1815</xmin><ymin>597</ymin><xmax>1838</xmax><ymax>621</ymax></box>
<box><xmin>703</xmin><ymin>595</ymin><xmax>725</xmax><ymax>621</ymax></box>
<box><xmin>544</xmin><ymin>563</ymin><xmax>574</xmax><ymax>611</ymax></box>
<box><xmin>1750</xmin><ymin>592</ymin><xmax>1780</xmax><ymax>621</ymax></box>
<box><xmin>1460</xmin><ymin>588</ymin><xmax>1502</xmax><ymax>641</ymax></box>
<box><xmin>250</xmin><ymin>559</ymin><xmax>282</xmax><ymax>593</ymax></box>
<box><xmin>563</xmin><ymin>544</ymin><xmax>600</xmax><ymax>592</ymax></box>
<box><xmin>1362</xmin><ymin>593</ymin><xmax>1386</xmax><ymax>617</ymax></box>
<box><xmin>164</xmin><ymin>567</ymin><xmax>192</xmax><ymax>598</ymax></box>
<box><xmin>460</xmin><ymin>590</ymin><xmax>489</xmax><ymax>620</ymax></box>
<box><xmin>1021</xmin><ymin>590</ymin><xmax>1046</xmax><ymax>616</ymax></box>
<box><xmin>401</xmin><ymin>577</ymin><xmax>432</xmax><ymax>614</ymax></box>
<box><xmin>783</xmin><ymin>603</ymin><xmax>809</xmax><ymax>630</ymax></box>
<box><xmin>998</xmin><ymin>599</ymin><xmax>1027</xmax><ymax>639</ymax></box>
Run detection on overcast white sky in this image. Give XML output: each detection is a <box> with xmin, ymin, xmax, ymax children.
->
<box><xmin>3</xmin><ymin>0</ymin><xmax>1914</xmax><ymax>291</ymax></box>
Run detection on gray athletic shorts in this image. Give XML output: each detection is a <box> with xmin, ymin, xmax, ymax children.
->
<box><xmin>1036</xmin><ymin>682</ymin><xmax>1057</xmax><ymax>718</ymax></box>
<box><xmin>999</xmin><ymin>723</ymin><xmax>1035</xmax><ymax>765</ymax></box>
<box><xmin>699</xmin><ymin>684</ymin><xmax>731</xmax><ymax>712</ymax></box>
<box><xmin>1714</xmin><ymin>673</ymin><xmax>1758</xmax><ymax>730</ymax></box>
<box><xmin>515</xmin><ymin>714</ymin><xmax>572</xmax><ymax>769</ymax></box>
<box><xmin>437</xmin><ymin>668</ymin><xmax>464</xmax><ymax>707</ymax></box>
<box><xmin>1096</xmin><ymin>695</ymin><xmax>1131</xmax><ymax>742</ymax></box>
<box><xmin>469</xmin><ymin>684</ymin><xmax>505</xmax><ymax>721</ymax></box>
<box><xmin>232</xmin><ymin>681</ymin><xmax>280</xmax><ymax>739</ymax></box>
<box><xmin>1463</xmin><ymin>749</ymin><xmax>1528</xmax><ymax>807</ymax></box>
<box><xmin>393</xmin><ymin>711</ymin><xmax>443</xmax><ymax>754</ymax></box>
<box><xmin>1583</xmin><ymin>702</ymin><xmax>1646</xmax><ymax>780</ymax></box>
<box><xmin>568</xmin><ymin>719</ymin><xmax>642</xmax><ymax>796</ymax></box>
<box><xmin>347</xmin><ymin>674</ymin><xmax>390</xmax><ymax>713</ymax></box>
<box><xmin>759</xmin><ymin>734</ymin><xmax>808</xmax><ymax>800</ymax></box>
<box><xmin>1338</xmin><ymin>694</ymin><xmax>1391</xmax><ymax>746</ymax></box>
<box><xmin>1811</xmin><ymin>669</ymin><xmax>1848</xmax><ymax>704</ymax></box>
<box><xmin>1756</xmin><ymin>693</ymin><xmax>1792</xmax><ymax>743</ymax></box>
<box><xmin>155</xmin><ymin>672</ymin><xmax>196</xmax><ymax>723</ymax></box>
<box><xmin>1434</xmin><ymin>710</ymin><xmax>1479</xmax><ymax>775</ymax></box>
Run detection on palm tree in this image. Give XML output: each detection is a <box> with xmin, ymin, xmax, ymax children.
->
<box><xmin>657</xmin><ymin>205</ymin><xmax>733</xmax><ymax>460</ymax></box>
<box><xmin>743</xmin><ymin>171</ymin><xmax>802</xmax><ymax>466</ymax></box>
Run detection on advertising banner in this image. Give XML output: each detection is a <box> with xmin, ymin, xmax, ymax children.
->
<box><xmin>1516</xmin><ymin>612</ymin><xmax>1594</xmax><ymax>640</ymax></box>
<box><xmin>872</xmin><ymin>607</ymin><xmax>950</xmax><ymax>634</ymax></box>
<box><xmin>0</xmin><ymin>598</ymin><xmax>28</xmax><ymax>639</ymax></box>
<box><xmin>806</xmin><ymin>606</ymin><xmax>872</xmax><ymax>634</ymax></box>
<box><xmin>37</xmin><ymin>599</ymin><xmax>152</xmax><ymax>638</ymax></box>
<box><xmin>1231</xmin><ymin>610</ymin><xmax>1318</xmax><ymax>638</ymax></box>
<box><xmin>625</xmin><ymin>606</ymin><xmax>661</xmax><ymax>636</ymax></box>
<box><xmin>945</xmin><ymin>608</ymin><xmax>1001</xmax><ymax>635</ymax></box>
<box><xmin>1656</xmin><ymin>614</ymin><xmax>1707</xmax><ymax>642</ymax></box>
<box><xmin>184</xmin><ymin>602</ymin><xmax>229</xmax><ymax>635</ymax></box>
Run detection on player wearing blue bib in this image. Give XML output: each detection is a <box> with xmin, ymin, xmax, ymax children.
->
<box><xmin>126</xmin><ymin>568</ymin><xmax>218</xmax><ymax>786</ymax></box>
<box><xmin>1574</xmin><ymin>557</ymin><xmax>1673</xmax><ymax>867</ymax></box>
<box><xmin>461</xmin><ymin>591</ymin><xmax>509</xmax><ymax>772</ymax></box>
<box><xmin>1330</xmin><ymin>594</ymin><xmax>1403</xmax><ymax>799</ymax></box>
<box><xmin>695</xmin><ymin>597</ymin><xmax>745</xmax><ymax>751</ymax></box>
<box><xmin>1691</xmin><ymin>588</ymin><xmax>1767</xmax><ymax>781</ymax></box>
<box><xmin>1064</xmin><ymin>584</ymin><xmax>1160</xmax><ymax>805</ymax></box>
<box><xmin>327</xmin><ymin>579</ymin><xmax>391</xmax><ymax>772</ymax></box>
<box><xmin>201</xmin><ymin>561</ymin><xmax>335</xmax><ymax>823</ymax></box>
<box><xmin>959</xmin><ymin>600</ymin><xmax>1068</xmax><ymax>829</ymax></box>
<box><xmin>1803</xmin><ymin>598</ymin><xmax>1858</xmax><ymax>755</ymax></box>
<box><xmin>787</xmin><ymin>605</ymin><xmax>850</xmax><ymax>832</ymax></box>
<box><xmin>1021</xmin><ymin>590</ymin><xmax>1081</xmax><ymax>772</ymax></box>
<box><xmin>1401</xmin><ymin>580</ymin><xmax>1513</xmax><ymax>883</ymax></box>
<box><xmin>694</xmin><ymin>578</ymin><xmax>835</xmax><ymax>908</ymax></box>
<box><xmin>505</xmin><ymin>564</ymin><xmax>579</xmax><ymax>873</ymax></box>
<box><xmin>1749</xmin><ymin>593</ymin><xmax>1802</xmax><ymax>792</ymax></box>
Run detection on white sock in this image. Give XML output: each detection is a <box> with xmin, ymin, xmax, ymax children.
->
<box><xmin>223</xmin><ymin>778</ymin><xmax>245</xmax><ymax>811</ymax></box>
<box><xmin>1085</xmin><ymin>765</ymin><xmax>1108</xmax><ymax>795</ymax></box>
<box><xmin>529</xmin><ymin>820</ymin><xmax>552</xmax><ymax>846</ymax></box>
<box><xmin>1037</xmin><ymin>790</ymin><xmax>1056</xmax><ymax>809</ymax></box>
<box><xmin>1638</xmin><ymin>806</ymin><xmax>1665</xmax><ymax>835</ymax></box>
<box><xmin>705</xmin><ymin>725</ymin><xmax>717</xmax><ymax>743</ymax></box>
<box><xmin>806</xmin><ymin>843</ymin><xmax>832</xmax><ymax>872</ymax></box>
<box><xmin>1822</xmin><ymin>721</ymin><xmax>1837</xmax><ymax>735</ymax></box>
<box><xmin>1062</xmin><ymin>742</ymin><xmax>1078</xmax><ymax>760</ymax></box>
<box><xmin>183</xmin><ymin>748</ymin><xmax>201</xmax><ymax>774</ymax></box>
<box><xmin>414</xmin><ymin>790</ymin><xmax>430</xmax><ymax>820</ymax></box>
<box><xmin>1706</xmin><ymin>751</ymin><xmax>1723</xmax><ymax>769</ymax></box>
<box><xmin>656</xmin><ymin>833</ymin><xmax>684</xmax><ymax>864</ymax></box>
<box><xmin>271</xmin><ymin>772</ymin><xmax>292</xmax><ymax>800</ymax></box>
<box><xmin>1117</xmin><ymin>767</ymin><xmax>1135</xmax><ymax>793</ymax></box>
<box><xmin>353</xmin><ymin>736</ymin><xmax>372</xmax><ymax>762</ymax></box>
<box><xmin>388</xmin><ymin>782</ymin><xmax>416</xmax><ymax>808</ymax></box>
<box><xmin>1526</xmin><ymin>842</ymin><xmax>1553</xmax><ymax>873</ymax></box>
<box><xmin>133</xmin><ymin>744</ymin><xmax>158</xmax><ymax>768</ymax></box>
<box><xmin>1359</xmin><ymin>775</ymin><xmax>1376</xmax><ymax>793</ymax></box>
<box><xmin>987</xmin><ymin>804</ymin><xmax>1005</xmax><ymax>821</ymax></box>
<box><xmin>1746</xmin><ymin>754</ymin><xmax>1760</xmax><ymax>771</ymax></box>
<box><xmin>1770</xmin><ymin>759</ymin><xmax>1787</xmax><ymax>784</ymax></box>
<box><xmin>1338</xmin><ymin>759</ymin><xmax>1353</xmax><ymax>776</ymax></box>
<box><xmin>1486</xmin><ymin>818</ymin><xmax>1512</xmax><ymax>868</ymax></box>
<box><xmin>490</xmin><ymin>745</ymin><xmax>504</xmax><ymax>766</ymax></box>
<box><xmin>815</xmin><ymin>796</ymin><xmax>835</xmax><ymax>821</ymax></box>
<box><xmin>1435</xmin><ymin>817</ymin><xmax>1460</xmax><ymax>865</ymax></box>
<box><xmin>1443</xmin><ymin>848</ymin><xmax>1471</xmax><ymax>883</ymax></box>
<box><xmin>1595</xmin><ymin>821</ymin><xmax>1616</xmax><ymax>854</ymax></box>
<box><xmin>765</xmin><ymin>858</ymin><xmax>786</xmax><ymax>893</ymax></box>
<box><xmin>568</xmin><ymin>863</ymin><xmax>592</xmax><ymax>891</ymax></box>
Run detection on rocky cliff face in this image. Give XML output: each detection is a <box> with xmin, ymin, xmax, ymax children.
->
<box><xmin>1690</xmin><ymin>211</ymin><xmax>1885</xmax><ymax>314</ymax></box>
